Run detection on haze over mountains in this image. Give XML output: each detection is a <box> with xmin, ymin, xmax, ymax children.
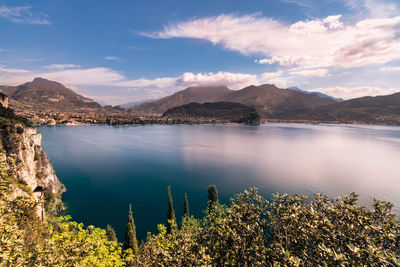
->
<box><xmin>1</xmin><ymin>77</ymin><xmax>399</xmax><ymax>124</ymax></box>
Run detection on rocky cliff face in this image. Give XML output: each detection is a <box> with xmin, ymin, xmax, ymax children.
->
<box><xmin>0</xmin><ymin>124</ymin><xmax>65</xmax><ymax>217</ymax></box>
<box><xmin>0</xmin><ymin>93</ymin><xmax>8</xmax><ymax>108</ymax></box>
<box><xmin>14</xmin><ymin>127</ymin><xmax>64</xmax><ymax>193</ymax></box>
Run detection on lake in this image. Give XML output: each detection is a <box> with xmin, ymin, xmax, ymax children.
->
<box><xmin>39</xmin><ymin>123</ymin><xmax>400</xmax><ymax>241</ymax></box>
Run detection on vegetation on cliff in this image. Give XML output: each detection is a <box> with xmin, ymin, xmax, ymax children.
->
<box><xmin>1</xmin><ymin>179</ymin><xmax>399</xmax><ymax>265</ymax></box>
<box><xmin>162</xmin><ymin>102</ymin><xmax>260</xmax><ymax>123</ymax></box>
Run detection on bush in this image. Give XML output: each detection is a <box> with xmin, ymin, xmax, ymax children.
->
<box><xmin>16</xmin><ymin>126</ymin><xmax>24</xmax><ymax>134</ymax></box>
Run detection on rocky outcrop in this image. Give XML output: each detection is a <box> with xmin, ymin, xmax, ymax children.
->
<box><xmin>0</xmin><ymin>124</ymin><xmax>65</xmax><ymax>218</ymax></box>
<box><xmin>0</xmin><ymin>93</ymin><xmax>8</xmax><ymax>108</ymax></box>
<box><xmin>14</xmin><ymin>127</ymin><xmax>64</xmax><ymax>194</ymax></box>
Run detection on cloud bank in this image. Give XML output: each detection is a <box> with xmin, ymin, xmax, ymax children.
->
<box><xmin>1</xmin><ymin>64</ymin><xmax>398</xmax><ymax>104</ymax></box>
<box><xmin>145</xmin><ymin>13</ymin><xmax>400</xmax><ymax>69</ymax></box>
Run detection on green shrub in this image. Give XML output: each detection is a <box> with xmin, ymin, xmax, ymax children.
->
<box><xmin>16</xmin><ymin>126</ymin><xmax>24</xmax><ymax>134</ymax></box>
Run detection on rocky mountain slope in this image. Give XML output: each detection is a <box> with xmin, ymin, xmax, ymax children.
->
<box><xmin>288</xmin><ymin>87</ymin><xmax>343</xmax><ymax>101</ymax></box>
<box><xmin>0</xmin><ymin>78</ymin><xmax>102</xmax><ymax>113</ymax></box>
<box><xmin>274</xmin><ymin>92</ymin><xmax>400</xmax><ymax>124</ymax></box>
<box><xmin>129</xmin><ymin>86</ymin><xmax>232</xmax><ymax>114</ymax></box>
<box><xmin>222</xmin><ymin>84</ymin><xmax>336</xmax><ymax>117</ymax></box>
<box><xmin>130</xmin><ymin>84</ymin><xmax>336</xmax><ymax>117</ymax></box>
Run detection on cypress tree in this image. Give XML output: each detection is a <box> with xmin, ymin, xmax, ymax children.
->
<box><xmin>124</xmin><ymin>204</ymin><xmax>138</xmax><ymax>254</ymax></box>
<box><xmin>106</xmin><ymin>224</ymin><xmax>118</xmax><ymax>242</ymax></box>
<box><xmin>183</xmin><ymin>192</ymin><xmax>189</xmax><ymax>218</ymax></box>
<box><xmin>166</xmin><ymin>186</ymin><xmax>176</xmax><ymax>234</ymax></box>
<box><xmin>208</xmin><ymin>184</ymin><xmax>219</xmax><ymax>210</ymax></box>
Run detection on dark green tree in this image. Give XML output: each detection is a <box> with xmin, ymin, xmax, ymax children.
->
<box><xmin>124</xmin><ymin>204</ymin><xmax>138</xmax><ymax>254</ymax></box>
<box><xmin>208</xmin><ymin>185</ymin><xmax>219</xmax><ymax>210</ymax></box>
<box><xmin>166</xmin><ymin>186</ymin><xmax>176</xmax><ymax>234</ymax></box>
<box><xmin>183</xmin><ymin>192</ymin><xmax>189</xmax><ymax>218</ymax></box>
<box><xmin>106</xmin><ymin>224</ymin><xmax>118</xmax><ymax>242</ymax></box>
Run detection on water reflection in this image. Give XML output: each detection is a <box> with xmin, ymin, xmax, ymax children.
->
<box><xmin>180</xmin><ymin>124</ymin><xmax>400</xmax><ymax>211</ymax></box>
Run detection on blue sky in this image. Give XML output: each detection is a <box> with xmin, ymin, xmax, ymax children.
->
<box><xmin>1</xmin><ymin>0</ymin><xmax>400</xmax><ymax>105</ymax></box>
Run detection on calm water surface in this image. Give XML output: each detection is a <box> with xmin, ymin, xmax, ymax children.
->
<box><xmin>39</xmin><ymin>124</ymin><xmax>400</xmax><ymax>240</ymax></box>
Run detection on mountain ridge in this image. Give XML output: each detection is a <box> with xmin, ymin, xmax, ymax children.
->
<box><xmin>129</xmin><ymin>86</ymin><xmax>232</xmax><ymax>114</ymax></box>
<box><xmin>0</xmin><ymin>78</ymin><xmax>102</xmax><ymax>113</ymax></box>
<box><xmin>130</xmin><ymin>84</ymin><xmax>337</xmax><ymax>117</ymax></box>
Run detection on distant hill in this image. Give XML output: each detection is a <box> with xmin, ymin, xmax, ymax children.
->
<box><xmin>274</xmin><ymin>92</ymin><xmax>400</xmax><ymax>124</ymax></box>
<box><xmin>129</xmin><ymin>86</ymin><xmax>232</xmax><ymax>114</ymax></box>
<box><xmin>0</xmin><ymin>78</ymin><xmax>102</xmax><ymax>113</ymax></box>
<box><xmin>288</xmin><ymin>87</ymin><xmax>343</xmax><ymax>101</ymax></box>
<box><xmin>120</xmin><ymin>98</ymin><xmax>157</xmax><ymax>109</ymax></box>
<box><xmin>221</xmin><ymin>84</ymin><xmax>336</xmax><ymax>117</ymax></box>
<box><xmin>163</xmin><ymin>102</ymin><xmax>260</xmax><ymax>123</ymax></box>
<box><xmin>130</xmin><ymin>84</ymin><xmax>336</xmax><ymax>117</ymax></box>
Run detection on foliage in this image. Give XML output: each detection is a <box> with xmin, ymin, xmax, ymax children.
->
<box><xmin>166</xmin><ymin>185</ymin><xmax>176</xmax><ymax>234</ymax></box>
<box><xmin>266</xmin><ymin>192</ymin><xmax>400</xmax><ymax>266</ymax></box>
<box><xmin>124</xmin><ymin>204</ymin><xmax>138</xmax><ymax>254</ymax></box>
<box><xmin>131</xmin><ymin>188</ymin><xmax>400</xmax><ymax>266</ymax></box>
<box><xmin>183</xmin><ymin>192</ymin><xmax>189</xmax><ymax>218</ymax></box>
<box><xmin>0</xmin><ymin>154</ymin><xmax>124</xmax><ymax>266</ymax></box>
<box><xmin>0</xmin><ymin>105</ymin><xmax>31</xmax><ymax>127</ymax></box>
<box><xmin>16</xmin><ymin>126</ymin><xmax>24</xmax><ymax>134</ymax></box>
<box><xmin>106</xmin><ymin>224</ymin><xmax>118</xmax><ymax>242</ymax></box>
<box><xmin>207</xmin><ymin>184</ymin><xmax>219</xmax><ymax>210</ymax></box>
<box><xmin>162</xmin><ymin>102</ymin><xmax>261</xmax><ymax>123</ymax></box>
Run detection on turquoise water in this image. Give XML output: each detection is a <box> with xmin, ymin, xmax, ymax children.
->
<box><xmin>39</xmin><ymin>124</ymin><xmax>400</xmax><ymax>241</ymax></box>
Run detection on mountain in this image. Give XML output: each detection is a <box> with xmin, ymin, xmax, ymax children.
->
<box><xmin>288</xmin><ymin>87</ymin><xmax>343</xmax><ymax>101</ymax></box>
<box><xmin>221</xmin><ymin>84</ymin><xmax>337</xmax><ymax>117</ymax></box>
<box><xmin>0</xmin><ymin>78</ymin><xmax>102</xmax><ymax>113</ymax></box>
<box><xmin>129</xmin><ymin>86</ymin><xmax>232</xmax><ymax>114</ymax></box>
<box><xmin>162</xmin><ymin>102</ymin><xmax>260</xmax><ymax>123</ymax></box>
<box><xmin>130</xmin><ymin>84</ymin><xmax>336</xmax><ymax>117</ymax></box>
<box><xmin>120</xmin><ymin>98</ymin><xmax>157</xmax><ymax>109</ymax></box>
<box><xmin>274</xmin><ymin>92</ymin><xmax>400</xmax><ymax>124</ymax></box>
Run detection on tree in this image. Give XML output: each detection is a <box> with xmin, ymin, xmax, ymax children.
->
<box><xmin>124</xmin><ymin>204</ymin><xmax>138</xmax><ymax>254</ymax></box>
<box><xmin>208</xmin><ymin>185</ymin><xmax>219</xmax><ymax>210</ymax></box>
<box><xmin>183</xmin><ymin>192</ymin><xmax>189</xmax><ymax>218</ymax></box>
<box><xmin>166</xmin><ymin>186</ymin><xmax>176</xmax><ymax>234</ymax></box>
<box><xmin>106</xmin><ymin>224</ymin><xmax>118</xmax><ymax>242</ymax></box>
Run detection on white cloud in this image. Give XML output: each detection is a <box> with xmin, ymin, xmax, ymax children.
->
<box><xmin>105</xmin><ymin>56</ymin><xmax>120</xmax><ymax>61</ymax></box>
<box><xmin>291</xmin><ymin>68</ymin><xmax>329</xmax><ymax>77</ymax></box>
<box><xmin>345</xmin><ymin>0</ymin><xmax>399</xmax><ymax>18</ymax></box>
<box><xmin>280</xmin><ymin>0</ymin><xmax>312</xmax><ymax>8</ymax></box>
<box><xmin>176</xmin><ymin>71</ymin><xmax>258</xmax><ymax>89</ymax></box>
<box><xmin>0</xmin><ymin>5</ymin><xmax>51</xmax><ymax>25</ymax></box>
<box><xmin>380</xmin><ymin>66</ymin><xmax>400</xmax><ymax>71</ymax></box>
<box><xmin>42</xmin><ymin>64</ymin><xmax>81</xmax><ymax>70</ymax></box>
<box><xmin>260</xmin><ymin>71</ymin><xmax>284</xmax><ymax>80</ymax></box>
<box><xmin>146</xmin><ymin>13</ymin><xmax>400</xmax><ymax>69</ymax></box>
<box><xmin>0</xmin><ymin>65</ymin><xmax>30</xmax><ymax>74</ymax></box>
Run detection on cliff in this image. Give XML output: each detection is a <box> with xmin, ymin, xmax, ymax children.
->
<box><xmin>0</xmin><ymin>93</ymin><xmax>8</xmax><ymax>108</ymax></box>
<box><xmin>0</xmin><ymin>111</ymin><xmax>65</xmax><ymax>217</ymax></box>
